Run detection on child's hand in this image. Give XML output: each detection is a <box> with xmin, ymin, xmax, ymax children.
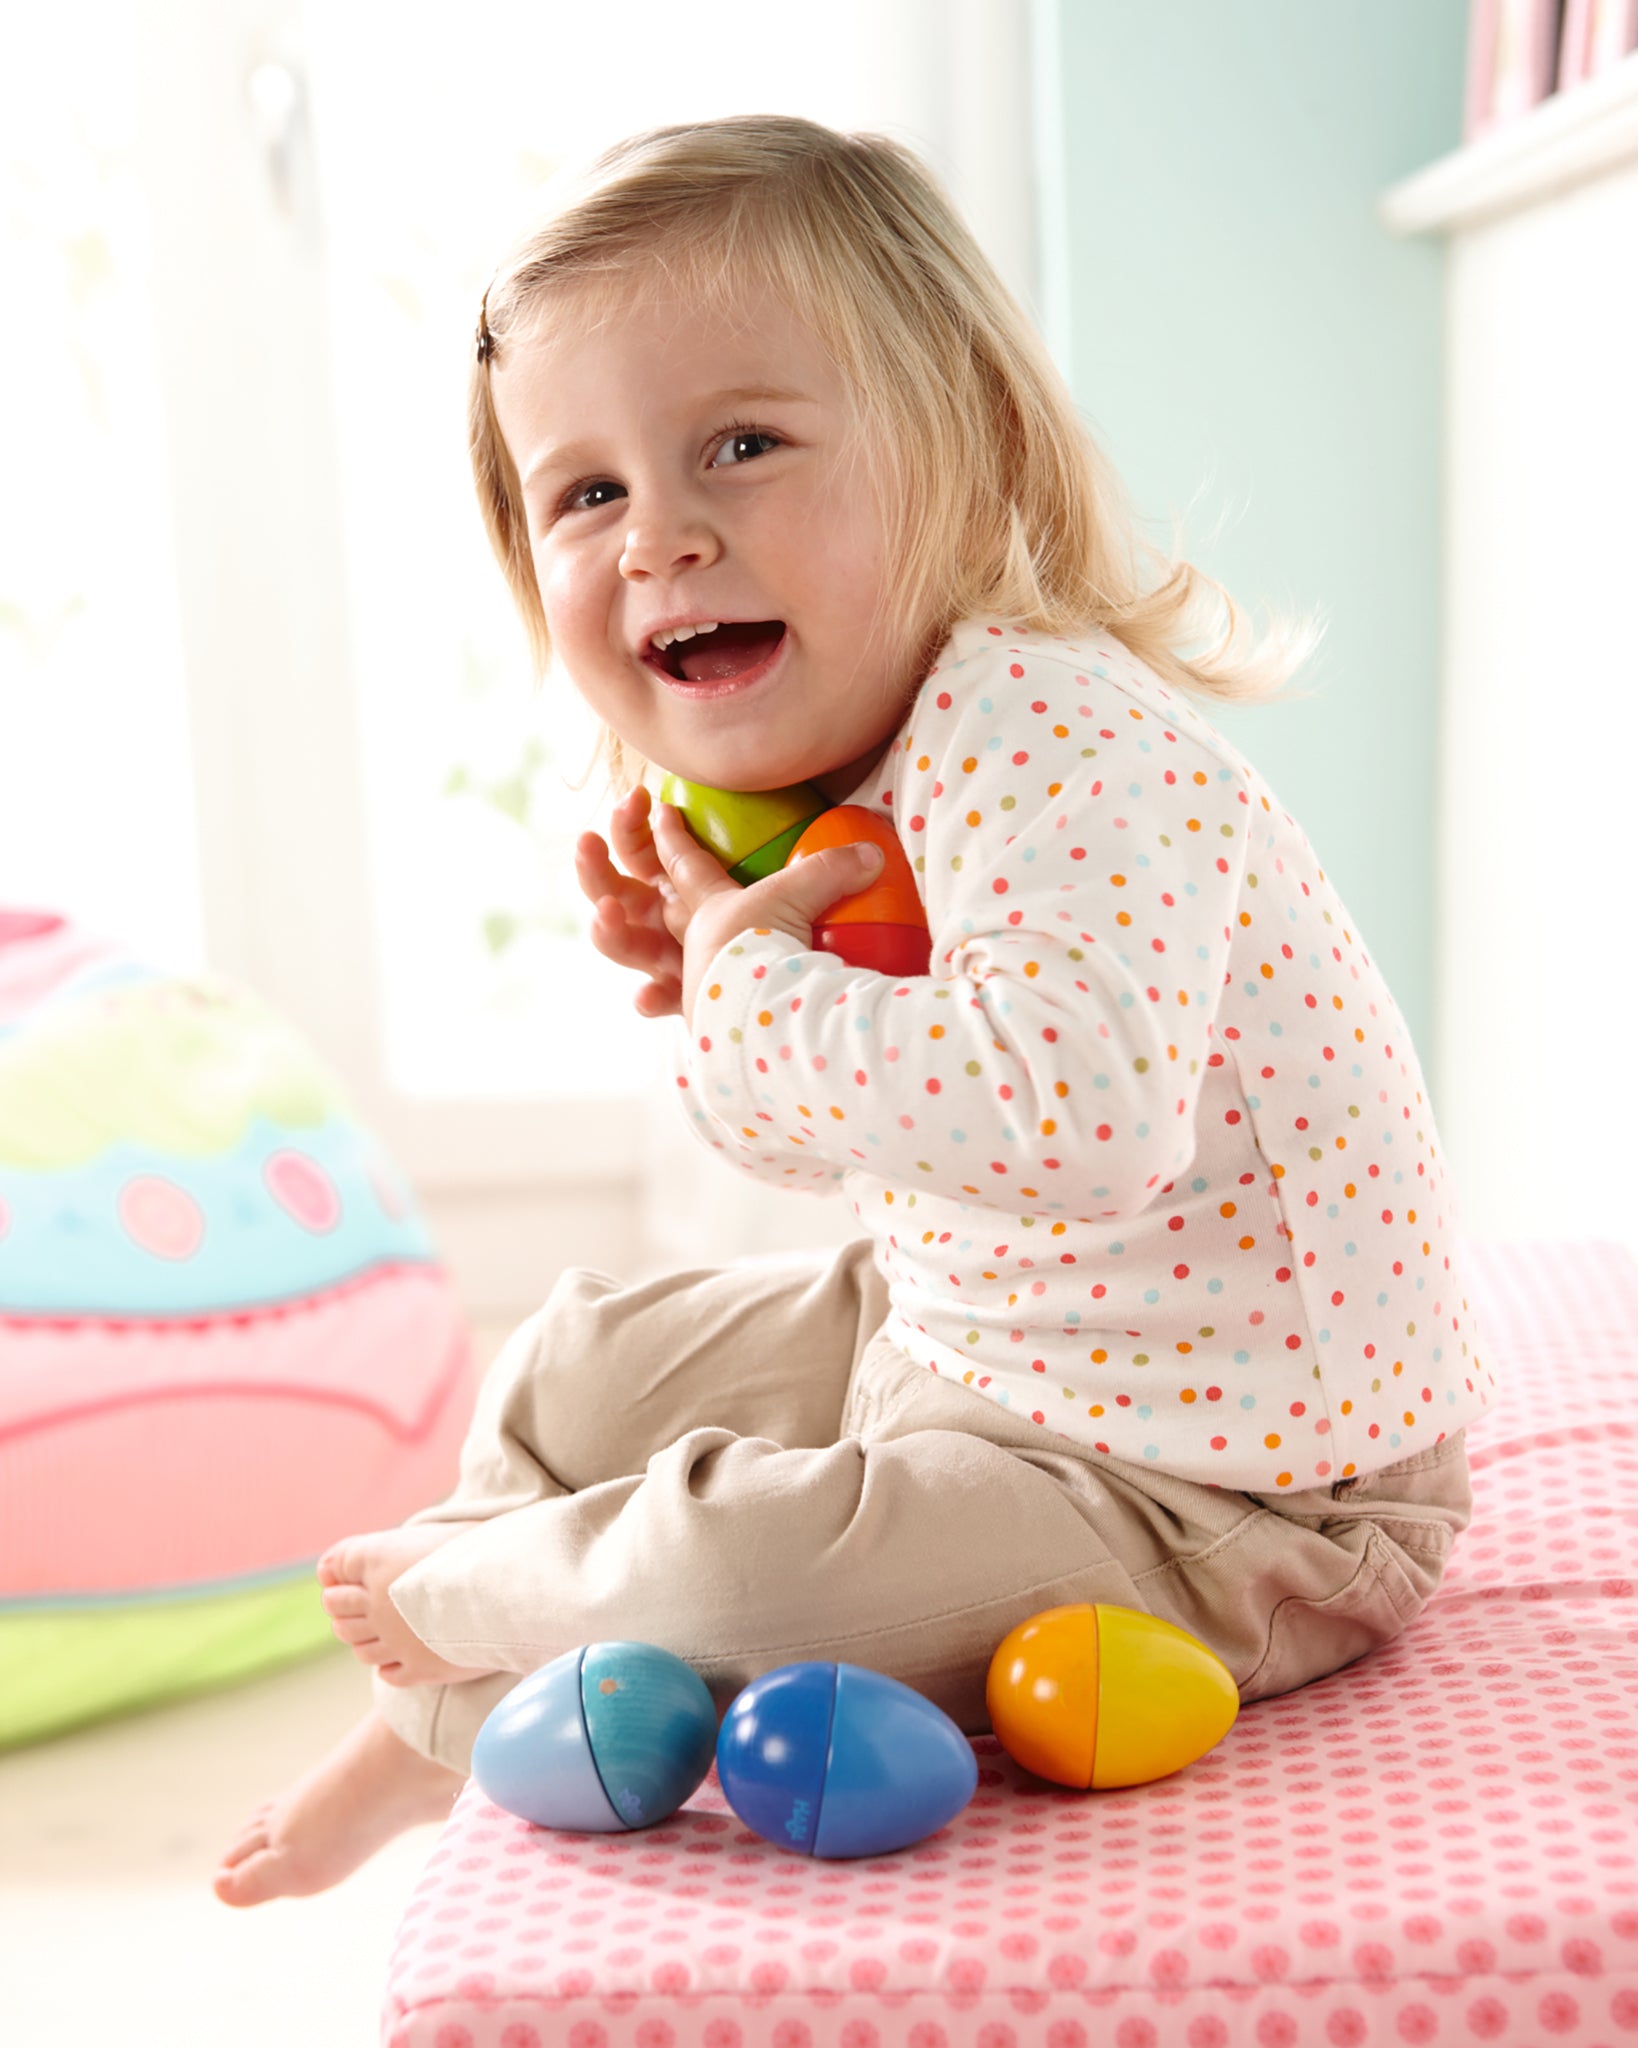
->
<box><xmin>574</xmin><ymin>786</ymin><xmax>688</xmax><ymax>1019</ymax></box>
<box><xmin>650</xmin><ymin>800</ymin><xmax>884</xmax><ymax>1028</ymax></box>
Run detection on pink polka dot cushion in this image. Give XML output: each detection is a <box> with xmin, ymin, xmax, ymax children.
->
<box><xmin>383</xmin><ymin>1238</ymin><xmax>1638</xmax><ymax>2048</ymax></box>
<box><xmin>0</xmin><ymin>910</ymin><xmax>474</xmax><ymax>1746</ymax></box>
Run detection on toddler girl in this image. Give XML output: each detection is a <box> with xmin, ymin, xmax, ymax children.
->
<box><xmin>216</xmin><ymin>113</ymin><xmax>1492</xmax><ymax>1908</ymax></box>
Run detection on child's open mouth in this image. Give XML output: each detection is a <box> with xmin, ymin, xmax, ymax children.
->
<box><xmin>648</xmin><ymin>620</ymin><xmax>787</xmax><ymax>688</ymax></box>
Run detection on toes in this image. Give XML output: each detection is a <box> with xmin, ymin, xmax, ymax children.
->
<box><xmin>328</xmin><ymin>1620</ymin><xmax>388</xmax><ymax>1662</ymax></box>
<box><xmin>214</xmin><ymin>1845</ymin><xmax>290</xmax><ymax>1909</ymax></box>
<box><xmin>327</xmin><ymin>1614</ymin><xmax>380</xmax><ymax>1649</ymax></box>
<box><xmin>316</xmin><ymin>1539</ymin><xmax>366</xmax><ymax>1588</ymax></box>
<box><xmin>333</xmin><ymin>1628</ymin><xmax>394</xmax><ymax>1667</ymax></box>
<box><xmin>217</xmin><ymin>1816</ymin><xmax>271</xmax><ymax>1872</ymax></box>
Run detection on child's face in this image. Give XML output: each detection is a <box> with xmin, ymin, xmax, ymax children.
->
<box><xmin>491</xmin><ymin>269</ymin><xmax>918</xmax><ymax>797</ymax></box>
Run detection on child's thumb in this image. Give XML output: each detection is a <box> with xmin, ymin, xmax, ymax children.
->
<box><xmin>769</xmin><ymin>839</ymin><xmax>884</xmax><ymax>920</ymax></box>
<box><xmin>809</xmin><ymin>840</ymin><xmax>884</xmax><ymax>887</ymax></box>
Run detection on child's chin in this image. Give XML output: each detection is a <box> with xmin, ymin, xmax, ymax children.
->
<box><xmin>666</xmin><ymin>752</ymin><xmax>816</xmax><ymax>796</ymax></box>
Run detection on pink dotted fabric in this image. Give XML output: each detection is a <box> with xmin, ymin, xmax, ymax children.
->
<box><xmin>383</xmin><ymin>1239</ymin><xmax>1638</xmax><ymax>2048</ymax></box>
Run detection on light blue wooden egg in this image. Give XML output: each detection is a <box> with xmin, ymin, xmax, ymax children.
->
<box><xmin>472</xmin><ymin>1641</ymin><xmax>718</xmax><ymax>1832</ymax></box>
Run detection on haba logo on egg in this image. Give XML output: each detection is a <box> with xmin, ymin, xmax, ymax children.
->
<box><xmin>784</xmin><ymin>1797</ymin><xmax>812</xmax><ymax>1842</ymax></box>
<box><xmin>615</xmin><ymin>1786</ymin><xmax>645</xmax><ymax>1824</ymax></box>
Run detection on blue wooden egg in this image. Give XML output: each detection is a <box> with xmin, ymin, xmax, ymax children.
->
<box><xmin>716</xmin><ymin>1662</ymin><xmax>978</xmax><ymax>1858</ymax></box>
<box><xmin>472</xmin><ymin>1642</ymin><xmax>717</xmax><ymax>1832</ymax></box>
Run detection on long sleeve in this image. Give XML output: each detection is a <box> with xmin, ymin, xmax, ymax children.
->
<box><xmin>670</xmin><ymin>1010</ymin><xmax>846</xmax><ymax>1195</ymax></box>
<box><xmin>677</xmin><ymin>629</ymin><xmax>1254</xmax><ymax>1223</ymax></box>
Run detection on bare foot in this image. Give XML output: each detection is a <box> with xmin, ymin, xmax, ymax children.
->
<box><xmin>317</xmin><ymin>1523</ymin><xmax>491</xmax><ymax>1686</ymax></box>
<box><xmin>214</xmin><ymin>1708</ymin><xmax>463</xmax><ymax>1907</ymax></box>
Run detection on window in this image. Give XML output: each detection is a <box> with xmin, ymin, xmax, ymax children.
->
<box><xmin>9</xmin><ymin>0</ymin><xmax>1041</xmax><ymax>1286</ymax></box>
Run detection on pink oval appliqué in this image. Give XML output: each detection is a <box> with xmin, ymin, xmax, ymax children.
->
<box><xmin>264</xmin><ymin>1149</ymin><xmax>342</xmax><ymax>1233</ymax></box>
<box><xmin>118</xmin><ymin>1175</ymin><xmax>206</xmax><ymax>1260</ymax></box>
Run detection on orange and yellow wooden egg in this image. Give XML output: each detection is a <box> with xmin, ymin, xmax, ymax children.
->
<box><xmin>985</xmin><ymin>1603</ymin><xmax>1239</xmax><ymax>1790</ymax></box>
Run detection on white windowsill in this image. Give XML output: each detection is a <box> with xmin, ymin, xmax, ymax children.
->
<box><xmin>1380</xmin><ymin>49</ymin><xmax>1638</xmax><ymax>236</ymax></box>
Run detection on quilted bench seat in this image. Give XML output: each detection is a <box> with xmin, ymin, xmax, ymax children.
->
<box><xmin>382</xmin><ymin>1239</ymin><xmax>1638</xmax><ymax>2048</ymax></box>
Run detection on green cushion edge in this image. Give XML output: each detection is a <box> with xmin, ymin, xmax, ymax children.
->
<box><xmin>0</xmin><ymin>1573</ymin><xmax>336</xmax><ymax>1751</ymax></box>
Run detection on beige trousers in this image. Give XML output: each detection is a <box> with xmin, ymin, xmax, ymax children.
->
<box><xmin>376</xmin><ymin>1238</ymin><xmax>1472</xmax><ymax>1773</ymax></box>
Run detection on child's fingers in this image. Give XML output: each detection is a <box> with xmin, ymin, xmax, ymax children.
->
<box><xmin>608</xmin><ymin>786</ymin><xmax>667</xmax><ymax>883</ymax></box>
<box><xmin>576</xmin><ymin>832</ymin><xmax>674</xmax><ymax>936</ymax></box>
<box><xmin>657</xmin><ymin>883</ymin><xmax>690</xmax><ymax>944</ymax></box>
<box><xmin>633</xmin><ymin>974</ymin><xmax>683</xmax><ymax>1019</ymax></box>
<box><xmin>573</xmin><ymin>823</ymin><xmax>682</xmax><ymax>1021</ymax></box>
<box><xmin>651</xmin><ymin>801</ymin><xmax>738</xmax><ymax>909</ymax></box>
<box><xmin>589</xmin><ymin>892</ymin><xmax>684</xmax><ymax>977</ymax></box>
<box><xmin>574</xmin><ymin>830</ymin><xmax>645</xmax><ymax>907</ymax></box>
<box><xmin>586</xmin><ymin>896</ymin><xmax>650</xmax><ymax>968</ymax></box>
<box><xmin>573</xmin><ymin>835</ymin><xmax>618</xmax><ymax>914</ymax></box>
<box><xmin>585</xmin><ymin>898</ymin><xmax>680</xmax><ymax>1015</ymax></box>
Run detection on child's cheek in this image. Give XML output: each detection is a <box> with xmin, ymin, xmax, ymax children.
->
<box><xmin>537</xmin><ymin>557</ymin><xmax>601</xmax><ymax>660</ymax></box>
<box><xmin>537</xmin><ymin>549</ymin><xmax>571</xmax><ymax>612</ymax></box>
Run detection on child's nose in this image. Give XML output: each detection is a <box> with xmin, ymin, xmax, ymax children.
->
<box><xmin>618</xmin><ymin>507</ymin><xmax>723</xmax><ymax>580</ymax></box>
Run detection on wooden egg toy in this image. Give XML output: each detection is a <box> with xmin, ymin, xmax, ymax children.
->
<box><xmin>986</xmin><ymin>1603</ymin><xmax>1239</xmax><ymax>1790</ymax></box>
<box><xmin>472</xmin><ymin>1641</ymin><xmax>717</xmax><ymax>1832</ymax></box>
<box><xmin>660</xmin><ymin>779</ymin><xmax>931</xmax><ymax>978</ymax></box>
<box><xmin>657</xmin><ymin>775</ymin><xmax>828</xmax><ymax>884</ymax></box>
<box><xmin>788</xmin><ymin>804</ymin><xmax>931</xmax><ymax>977</ymax></box>
<box><xmin>716</xmin><ymin>1661</ymin><xmax>977</xmax><ymax>1858</ymax></box>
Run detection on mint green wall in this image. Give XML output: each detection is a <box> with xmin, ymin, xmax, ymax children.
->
<box><xmin>1036</xmin><ymin>1</ymin><xmax>1465</xmax><ymax>1081</ymax></box>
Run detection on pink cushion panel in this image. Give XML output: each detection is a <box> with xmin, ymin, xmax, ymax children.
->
<box><xmin>0</xmin><ymin>1265</ymin><xmax>471</xmax><ymax>1596</ymax></box>
<box><xmin>383</xmin><ymin>1239</ymin><xmax>1638</xmax><ymax>2048</ymax></box>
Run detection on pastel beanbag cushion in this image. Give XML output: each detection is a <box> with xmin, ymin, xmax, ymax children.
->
<box><xmin>0</xmin><ymin>910</ymin><xmax>474</xmax><ymax>1747</ymax></box>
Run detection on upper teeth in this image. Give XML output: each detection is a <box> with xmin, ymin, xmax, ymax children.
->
<box><xmin>651</xmin><ymin>622</ymin><xmax>719</xmax><ymax>653</ymax></box>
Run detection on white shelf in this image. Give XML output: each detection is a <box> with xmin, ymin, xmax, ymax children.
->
<box><xmin>1381</xmin><ymin>49</ymin><xmax>1638</xmax><ymax>236</ymax></box>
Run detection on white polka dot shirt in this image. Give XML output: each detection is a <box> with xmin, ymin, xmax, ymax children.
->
<box><xmin>674</xmin><ymin>619</ymin><xmax>1495</xmax><ymax>1489</ymax></box>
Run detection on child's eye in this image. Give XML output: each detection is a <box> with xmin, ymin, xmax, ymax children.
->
<box><xmin>712</xmin><ymin>428</ymin><xmax>781</xmax><ymax>468</ymax></box>
<box><xmin>562</xmin><ymin>478</ymin><xmax>625</xmax><ymax>514</ymax></box>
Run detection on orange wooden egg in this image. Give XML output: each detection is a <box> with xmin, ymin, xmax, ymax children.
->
<box><xmin>985</xmin><ymin>1603</ymin><xmax>1239</xmax><ymax>1790</ymax></box>
<box><xmin>788</xmin><ymin>807</ymin><xmax>925</xmax><ymax>931</ymax></box>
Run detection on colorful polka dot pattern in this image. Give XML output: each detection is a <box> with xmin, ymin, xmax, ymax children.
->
<box><xmin>678</xmin><ymin>619</ymin><xmax>1494</xmax><ymax>1490</ymax></box>
<box><xmin>383</xmin><ymin>1238</ymin><xmax>1638</xmax><ymax>2048</ymax></box>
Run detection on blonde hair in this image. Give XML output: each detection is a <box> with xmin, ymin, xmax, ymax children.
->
<box><xmin>470</xmin><ymin>114</ymin><xmax>1323</xmax><ymax>791</ymax></box>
